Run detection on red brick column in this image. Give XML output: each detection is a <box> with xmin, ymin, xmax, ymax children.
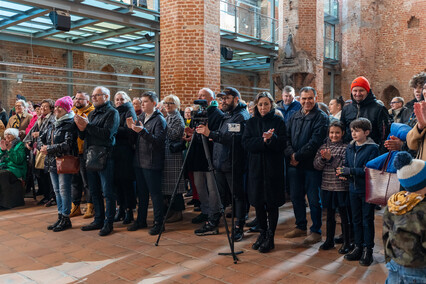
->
<box><xmin>160</xmin><ymin>0</ymin><xmax>221</xmax><ymax>106</ymax></box>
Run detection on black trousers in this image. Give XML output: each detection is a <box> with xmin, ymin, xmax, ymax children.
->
<box><xmin>216</xmin><ymin>171</ymin><xmax>246</xmax><ymax>225</ymax></box>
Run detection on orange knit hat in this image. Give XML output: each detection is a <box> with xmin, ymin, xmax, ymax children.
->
<box><xmin>351</xmin><ymin>76</ymin><xmax>371</xmax><ymax>93</ymax></box>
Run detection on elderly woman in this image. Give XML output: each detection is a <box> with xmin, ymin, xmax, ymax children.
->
<box><xmin>162</xmin><ymin>95</ymin><xmax>186</xmax><ymax>223</ymax></box>
<box><xmin>24</xmin><ymin>99</ymin><xmax>56</xmax><ymax>206</ymax></box>
<box><xmin>6</xmin><ymin>99</ymin><xmax>33</xmax><ymax>140</ymax></box>
<box><xmin>39</xmin><ymin>96</ymin><xmax>78</xmax><ymax>232</ymax></box>
<box><xmin>113</xmin><ymin>91</ymin><xmax>137</xmax><ymax>224</ymax></box>
<box><xmin>242</xmin><ymin>91</ymin><xmax>287</xmax><ymax>253</ymax></box>
<box><xmin>0</xmin><ymin>128</ymin><xmax>27</xmax><ymax>209</ymax></box>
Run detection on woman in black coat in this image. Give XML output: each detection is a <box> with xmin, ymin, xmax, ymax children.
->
<box><xmin>242</xmin><ymin>91</ymin><xmax>287</xmax><ymax>253</ymax></box>
<box><xmin>113</xmin><ymin>91</ymin><xmax>137</xmax><ymax>224</ymax></box>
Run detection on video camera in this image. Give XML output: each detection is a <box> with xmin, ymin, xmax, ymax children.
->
<box><xmin>191</xmin><ymin>99</ymin><xmax>209</xmax><ymax>125</ymax></box>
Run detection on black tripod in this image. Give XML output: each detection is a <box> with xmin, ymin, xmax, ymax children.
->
<box><xmin>156</xmin><ymin>130</ymin><xmax>242</xmax><ymax>263</ymax></box>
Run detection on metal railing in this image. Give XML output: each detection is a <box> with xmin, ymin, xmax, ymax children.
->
<box><xmin>324</xmin><ymin>0</ymin><xmax>338</xmax><ymax>19</ymax></box>
<box><xmin>220</xmin><ymin>0</ymin><xmax>278</xmax><ymax>43</ymax></box>
<box><xmin>324</xmin><ymin>38</ymin><xmax>339</xmax><ymax>62</ymax></box>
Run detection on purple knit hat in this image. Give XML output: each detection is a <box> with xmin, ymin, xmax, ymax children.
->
<box><xmin>55</xmin><ymin>96</ymin><xmax>73</xmax><ymax>113</ymax></box>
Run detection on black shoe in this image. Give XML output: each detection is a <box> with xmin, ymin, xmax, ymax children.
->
<box><xmin>81</xmin><ymin>221</ymin><xmax>103</xmax><ymax>231</ymax></box>
<box><xmin>127</xmin><ymin>221</ymin><xmax>148</xmax><ymax>231</ymax></box>
<box><xmin>187</xmin><ymin>199</ymin><xmax>196</xmax><ymax>205</ymax></box>
<box><xmin>184</xmin><ymin>189</ymin><xmax>193</xmax><ymax>197</ymax></box>
<box><xmin>38</xmin><ymin>198</ymin><xmax>49</xmax><ymax>206</ymax></box>
<box><xmin>246</xmin><ymin>218</ymin><xmax>258</xmax><ymax>228</ymax></box>
<box><xmin>252</xmin><ymin>230</ymin><xmax>267</xmax><ymax>250</ymax></box>
<box><xmin>53</xmin><ymin>216</ymin><xmax>72</xmax><ymax>232</ymax></box>
<box><xmin>149</xmin><ymin>223</ymin><xmax>164</xmax><ymax>235</ymax></box>
<box><xmin>339</xmin><ymin>242</ymin><xmax>354</xmax><ymax>254</ymax></box>
<box><xmin>375</xmin><ymin>205</ymin><xmax>381</xmax><ymax>210</ymax></box>
<box><xmin>233</xmin><ymin>226</ymin><xmax>244</xmax><ymax>242</ymax></box>
<box><xmin>319</xmin><ymin>240</ymin><xmax>335</xmax><ymax>250</ymax></box>
<box><xmin>359</xmin><ymin>248</ymin><xmax>374</xmax><ymax>266</ymax></box>
<box><xmin>194</xmin><ymin>221</ymin><xmax>219</xmax><ymax>236</ymax></box>
<box><xmin>114</xmin><ymin>207</ymin><xmax>125</xmax><ymax>222</ymax></box>
<box><xmin>47</xmin><ymin>214</ymin><xmax>62</xmax><ymax>230</ymax></box>
<box><xmin>334</xmin><ymin>234</ymin><xmax>344</xmax><ymax>244</ymax></box>
<box><xmin>248</xmin><ymin>224</ymin><xmax>261</xmax><ymax>233</ymax></box>
<box><xmin>344</xmin><ymin>246</ymin><xmax>363</xmax><ymax>261</ymax></box>
<box><xmin>194</xmin><ymin>206</ymin><xmax>201</xmax><ymax>212</ymax></box>
<box><xmin>123</xmin><ymin>209</ymin><xmax>134</xmax><ymax>225</ymax></box>
<box><xmin>191</xmin><ymin>213</ymin><xmax>208</xmax><ymax>224</ymax></box>
<box><xmin>99</xmin><ymin>223</ymin><xmax>113</xmax><ymax>236</ymax></box>
<box><xmin>259</xmin><ymin>230</ymin><xmax>275</xmax><ymax>253</ymax></box>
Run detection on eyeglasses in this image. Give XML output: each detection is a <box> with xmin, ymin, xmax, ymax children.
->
<box><xmin>164</xmin><ymin>102</ymin><xmax>175</xmax><ymax>105</ymax></box>
<box><xmin>75</xmin><ymin>98</ymin><xmax>87</xmax><ymax>101</ymax></box>
<box><xmin>91</xmin><ymin>93</ymin><xmax>104</xmax><ymax>98</ymax></box>
<box><xmin>390</xmin><ymin>101</ymin><xmax>402</xmax><ymax>105</ymax></box>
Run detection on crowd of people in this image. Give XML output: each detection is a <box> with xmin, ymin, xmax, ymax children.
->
<box><xmin>0</xmin><ymin>72</ymin><xmax>425</xmax><ymax>282</ymax></box>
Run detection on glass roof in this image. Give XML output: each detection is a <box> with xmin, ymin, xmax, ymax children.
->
<box><xmin>0</xmin><ymin>0</ymin><xmax>278</xmax><ymax>72</ymax></box>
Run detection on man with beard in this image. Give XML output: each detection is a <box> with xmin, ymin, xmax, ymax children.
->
<box><xmin>70</xmin><ymin>91</ymin><xmax>95</xmax><ymax>218</ymax></box>
<box><xmin>196</xmin><ymin>87</ymin><xmax>250</xmax><ymax>241</ymax></box>
<box><xmin>75</xmin><ymin>86</ymin><xmax>119</xmax><ymax>236</ymax></box>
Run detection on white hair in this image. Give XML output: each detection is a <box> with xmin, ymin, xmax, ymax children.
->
<box><xmin>94</xmin><ymin>86</ymin><xmax>110</xmax><ymax>101</ymax></box>
<box><xmin>4</xmin><ymin>128</ymin><xmax>19</xmax><ymax>139</ymax></box>
<box><xmin>16</xmin><ymin>99</ymin><xmax>28</xmax><ymax>110</ymax></box>
<box><xmin>200</xmin><ymin>88</ymin><xmax>215</xmax><ymax>99</ymax></box>
<box><xmin>114</xmin><ymin>91</ymin><xmax>131</xmax><ymax>104</ymax></box>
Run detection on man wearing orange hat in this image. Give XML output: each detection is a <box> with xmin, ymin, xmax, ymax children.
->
<box><xmin>340</xmin><ymin>76</ymin><xmax>390</xmax><ymax>152</ymax></box>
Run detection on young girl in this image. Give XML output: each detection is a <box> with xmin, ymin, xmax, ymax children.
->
<box><xmin>313</xmin><ymin>121</ymin><xmax>351</xmax><ymax>253</ymax></box>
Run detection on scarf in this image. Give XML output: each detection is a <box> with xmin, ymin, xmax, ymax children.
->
<box><xmin>54</xmin><ymin>111</ymin><xmax>75</xmax><ymax>127</ymax></box>
<box><xmin>387</xmin><ymin>191</ymin><xmax>425</xmax><ymax>215</ymax></box>
<box><xmin>12</xmin><ymin>113</ymin><xmax>23</xmax><ymax>128</ymax></box>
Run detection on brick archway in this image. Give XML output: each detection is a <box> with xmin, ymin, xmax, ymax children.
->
<box><xmin>383</xmin><ymin>85</ymin><xmax>400</xmax><ymax>107</ymax></box>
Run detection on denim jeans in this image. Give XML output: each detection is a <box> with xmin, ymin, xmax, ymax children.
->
<box><xmin>349</xmin><ymin>192</ymin><xmax>375</xmax><ymax>248</ymax></box>
<box><xmin>87</xmin><ymin>159</ymin><xmax>116</xmax><ymax>225</ymax></box>
<box><xmin>49</xmin><ymin>172</ymin><xmax>73</xmax><ymax>216</ymax></box>
<box><xmin>385</xmin><ymin>260</ymin><xmax>426</xmax><ymax>284</ymax></box>
<box><xmin>287</xmin><ymin>167</ymin><xmax>322</xmax><ymax>234</ymax></box>
<box><xmin>193</xmin><ymin>171</ymin><xmax>222</xmax><ymax>220</ymax></box>
<box><xmin>134</xmin><ymin>167</ymin><xmax>164</xmax><ymax>224</ymax></box>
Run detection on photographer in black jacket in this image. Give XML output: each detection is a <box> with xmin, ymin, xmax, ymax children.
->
<box><xmin>196</xmin><ymin>87</ymin><xmax>250</xmax><ymax>241</ymax></box>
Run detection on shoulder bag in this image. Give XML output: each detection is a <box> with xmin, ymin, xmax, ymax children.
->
<box><xmin>85</xmin><ymin>145</ymin><xmax>108</xmax><ymax>171</ymax></box>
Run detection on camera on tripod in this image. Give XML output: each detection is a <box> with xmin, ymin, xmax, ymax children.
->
<box><xmin>191</xmin><ymin>99</ymin><xmax>209</xmax><ymax>126</ymax></box>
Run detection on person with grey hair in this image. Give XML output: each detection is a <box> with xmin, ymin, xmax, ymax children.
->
<box><xmin>75</xmin><ymin>86</ymin><xmax>120</xmax><ymax>236</ymax></box>
<box><xmin>276</xmin><ymin>85</ymin><xmax>302</xmax><ymax>123</ymax></box>
<box><xmin>284</xmin><ymin>86</ymin><xmax>329</xmax><ymax>245</ymax></box>
<box><xmin>0</xmin><ymin>127</ymin><xmax>27</xmax><ymax>209</ymax></box>
<box><xmin>388</xmin><ymin>96</ymin><xmax>407</xmax><ymax>123</ymax></box>
<box><xmin>6</xmin><ymin>99</ymin><xmax>33</xmax><ymax>140</ymax></box>
<box><xmin>112</xmin><ymin>91</ymin><xmax>137</xmax><ymax>225</ymax></box>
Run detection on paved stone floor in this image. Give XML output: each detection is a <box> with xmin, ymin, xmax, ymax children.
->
<box><xmin>0</xmin><ymin>197</ymin><xmax>388</xmax><ymax>283</ymax></box>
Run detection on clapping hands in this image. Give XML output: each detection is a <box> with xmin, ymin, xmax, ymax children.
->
<box><xmin>414</xmin><ymin>101</ymin><xmax>426</xmax><ymax>130</ymax></box>
<box><xmin>126</xmin><ymin>117</ymin><xmax>144</xmax><ymax>133</ymax></box>
<box><xmin>263</xmin><ymin>128</ymin><xmax>274</xmax><ymax>143</ymax></box>
<box><xmin>320</xmin><ymin>148</ymin><xmax>332</xmax><ymax>161</ymax></box>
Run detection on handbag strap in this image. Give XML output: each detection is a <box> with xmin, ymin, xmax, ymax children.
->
<box><xmin>381</xmin><ymin>151</ymin><xmax>393</xmax><ymax>173</ymax></box>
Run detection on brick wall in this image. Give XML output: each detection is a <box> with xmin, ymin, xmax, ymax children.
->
<box><xmin>0</xmin><ymin>41</ymin><xmax>154</xmax><ymax>110</ymax></box>
<box><xmin>341</xmin><ymin>0</ymin><xmax>426</xmax><ymax>105</ymax></box>
<box><xmin>160</xmin><ymin>0</ymin><xmax>221</xmax><ymax>107</ymax></box>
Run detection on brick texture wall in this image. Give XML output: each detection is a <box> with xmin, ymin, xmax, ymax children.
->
<box><xmin>0</xmin><ymin>41</ymin><xmax>154</xmax><ymax>110</ymax></box>
<box><xmin>160</xmin><ymin>0</ymin><xmax>221</xmax><ymax>107</ymax></box>
<box><xmin>341</xmin><ymin>0</ymin><xmax>426</xmax><ymax>105</ymax></box>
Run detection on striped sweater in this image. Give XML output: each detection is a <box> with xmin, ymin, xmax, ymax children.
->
<box><xmin>313</xmin><ymin>138</ymin><xmax>349</xmax><ymax>192</ymax></box>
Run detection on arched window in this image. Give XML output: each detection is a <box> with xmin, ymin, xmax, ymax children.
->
<box><xmin>100</xmin><ymin>64</ymin><xmax>117</xmax><ymax>96</ymax></box>
<box><xmin>383</xmin><ymin>85</ymin><xmax>400</xmax><ymax>108</ymax></box>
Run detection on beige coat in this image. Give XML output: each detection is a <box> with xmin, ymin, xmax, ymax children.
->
<box><xmin>406</xmin><ymin>123</ymin><xmax>426</xmax><ymax>161</ymax></box>
<box><xmin>6</xmin><ymin>112</ymin><xmax>33</xmax><ymax>140</ymax></box>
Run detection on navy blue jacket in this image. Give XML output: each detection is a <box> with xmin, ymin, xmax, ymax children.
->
<box><xmin>284</xmin><ymin>104</ymin><xmax>329</xmax><ymax>170</ymax></box>
<box><xmin>343</xmin><ymin>138</ymin><xmax>380</xmax><ymax>194</ymax></box>
<box><xmin>276</xmin><ymin>100</ymin><xmax>302</xmax><ymax>123</ymax></box>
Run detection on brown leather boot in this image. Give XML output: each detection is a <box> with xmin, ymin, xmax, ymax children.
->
<box><xmin>83</xmin><ymin>203</ymin><xmax>94</xmax><ymax>219</ymax></box>
<box><xmin>69</xmin><ymin>203</ymin><xmax>82</xmax><ymax>218</ymax></box>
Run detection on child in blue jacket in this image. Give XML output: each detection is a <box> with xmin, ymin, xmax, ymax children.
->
<box><xmin>336</xmin><ymin>118</ymin><xmax>379</xmax><ymax>266</ymax></box>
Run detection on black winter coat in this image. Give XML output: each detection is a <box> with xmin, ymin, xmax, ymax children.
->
<box><xmin>113</xmin><ymin>102</ymin><xmax>137</xmax><ymax>180</ymax></box>
<box><xmin>186</xmin><ymin>105</ymin><xmax>223</xmax><ymax>172</ymax></box>
<box><xmin>400</xmin><ymin>97</ymin><xmax>424</xmax><ymax>127</ymax></box>
<box><xmin>242</xmin><ymin>110</ymin><xmax>286</xmax><ymax>207</ymax></box>
<box><xmin>209</xmin><ymin>102</ymin><xmax>250</xmax><ymax>173</ymax></box>
<box><xmin>284</xmin><ymin>104</ymin><xmax>329</xmax><ymax>170</ymax></box>
<box><xmin>134</xmin><ymin>109</ymin><xmax>167</xmax><ymax>170</ymax></box>
<box><xmin>78</xmin><ymin>101</ymin><xmax>119</xmax><ymax>151</ymax></box>
<box><xmin>39</xmin><ymin>116</ymin><xmax>78</xmax><ymax>173</ymax></box>
<box><xmin>340</xmin><ymin>91</ymin><xmax>390</xmax><ymax>151</ymax></box>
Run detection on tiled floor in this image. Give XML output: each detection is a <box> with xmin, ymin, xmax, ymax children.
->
<box><xmin>0</xmin><ymin>197</ymin><xmax>388</xmax><ymax>283</ymax></box>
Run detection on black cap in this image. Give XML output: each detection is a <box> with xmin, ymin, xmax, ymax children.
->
<box><xmin>217</xmin><ymin>87</ymin><xmax>240</xmax><ymax>99</ymax></box>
